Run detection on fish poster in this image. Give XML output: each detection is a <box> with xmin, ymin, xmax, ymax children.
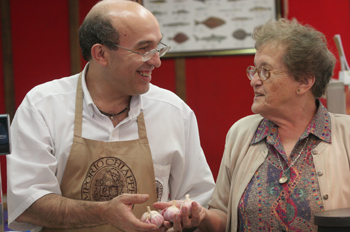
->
<box><xmin>141</xmin><ymin>0</ymin><xmax>278</xmax><ymax>56</ymax></box>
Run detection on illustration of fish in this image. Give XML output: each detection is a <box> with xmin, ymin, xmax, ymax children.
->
<box><xmin>194</xmin><ymin>34</ymin><xmax>226</xmax><ymax>43</ymax></box>
<box><xmin>168</xmin><ymin>32</ymin><xmax>189</xmax><ymax>44</ymax></box>
<box><xmin>196</xmin><ymin>7</ymin><xmax>207</xmax><ymax>11</ymax></box>
<box><xmin>249</xmin><ymin>6</ymin><xmax>271</xmax><ymax>11</ymax></box>
<box><xmin>219</xmin><ymin>9</ymin><xmax>241</xmax><ymax>12</ymax></box>
<box><xmin>172</xmin><ymin>10</ymin><xmax>189</xmax><ymax>14</ymax></box>
<box><xmin>163</xmin><ymin>22</ymin><xmax>190</xmax><ymax>27</ymax></box>
<box><xmin>232</xmin><ymin>17</ymin><xmax>252</xmax><ymax>21</ymax></box>
<box><xmin>195</xmin><ymin>17</ymin><xmax>226</xmax><ymax>29</ymax></box>
<box><xmin>152</xmin><ymin>11</ymin><xmax>167</xmax><ymax>16</ymax></box>
<box><xmin>149</xmin><ymin>0</ymin><xmax>166</xmax><ymax>3</ymax></box>
<box><xmin>232</xmin><ymin>29</ymin><xmax>251</xmax><ymax>40</ymax></box>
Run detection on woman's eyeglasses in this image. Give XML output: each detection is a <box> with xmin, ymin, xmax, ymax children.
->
<box><xmin>246</xmin><ymin>65</ymin><xmax>284</xmax><ymax>81</ymax></box>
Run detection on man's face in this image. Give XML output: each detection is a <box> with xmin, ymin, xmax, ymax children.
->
<box><xmin>106</xmin><ymin>13</ymin><xmax>163</xmax><ymax>97</ymax></box>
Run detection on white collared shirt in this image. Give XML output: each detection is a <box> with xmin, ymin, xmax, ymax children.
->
<box><xmin>7</xmin><ymin>64</ymin><xmax>215</xmax><ymax>231</ymax></box>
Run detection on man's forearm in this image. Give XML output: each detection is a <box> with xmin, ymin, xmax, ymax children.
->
<box><xmin>16</xmin><ymin>193</ymin><xmax>109</xmax><ymax>229</ymax></box>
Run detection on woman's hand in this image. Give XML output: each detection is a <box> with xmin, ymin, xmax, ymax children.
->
<box><xmin>153</xmin><ymin>200</ymin><xmax>206</xmax><ymax>231</ymax></box>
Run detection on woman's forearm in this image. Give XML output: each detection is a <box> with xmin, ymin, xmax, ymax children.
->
<box><xmin>197</xmin><ymin>208</ymin><xmax>227</xmax><ymax>232</ymax></box>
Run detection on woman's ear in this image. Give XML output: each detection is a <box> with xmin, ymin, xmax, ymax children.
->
<box><xmin>297</xmin><ymin>75</ymin><xmax>315</xmax><ymax>94</ymax></box>
<box><xmin>90</xmin><ymin>44</ymin><xmax>108</xmax><ymax>66</ymax></box>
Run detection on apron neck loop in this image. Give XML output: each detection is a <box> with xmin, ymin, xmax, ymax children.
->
<box><xmin>75</xmin><ymin>72</ymin><xmax>148</xmax><ymax>141</ymax></box>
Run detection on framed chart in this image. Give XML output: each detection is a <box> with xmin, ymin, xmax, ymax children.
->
<box><xmin>138</xmin><ymin>0</ymin><xmax>281</xmax><ymax>57</ymax></box>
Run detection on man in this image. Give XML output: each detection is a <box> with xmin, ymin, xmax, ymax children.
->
<box><xmin>6</xmin><ymin>1</ymin><xmax>215</xmax><ymax>231</ymax></box>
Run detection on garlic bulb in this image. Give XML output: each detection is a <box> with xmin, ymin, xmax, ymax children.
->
<box><xmin>161</xmin><ymin>200</ymin><xmax>181</xmax><ymax>222</ymax></box>
<box><xmin>141</xmin><ymin>206</ymin><xmax>164</xmax><ymax>228</ymax></box>
<box><xmin>180</xmin><ymin>194</ymin><xmax>202</xmax><ymax>217</ymax></box>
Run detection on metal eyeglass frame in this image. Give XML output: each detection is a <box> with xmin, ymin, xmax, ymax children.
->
<box><xmin>114</xmin><ymin>42</ymin><xmax>171</xmax><ymax>62</ymax></box>
<box><xmin>246</xmin><ymin>65</ymin><xmax>282</xmax><ymax>81</ymax></box>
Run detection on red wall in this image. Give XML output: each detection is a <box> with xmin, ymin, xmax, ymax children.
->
<box><xmin>0</xmin><ymin>0</ymin><xmax>349</xmax><ymax>194</ymax></box>
<box><xmin>11</xmin><ymin>1</ymin><xmax>71</xmax><ymax>105</ymax></box>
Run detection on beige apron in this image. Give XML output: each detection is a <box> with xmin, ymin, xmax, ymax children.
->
<box><xmin>43</xmin><ymin>73</ymin><xmax>158</xmax><ymax>232</ymax></box>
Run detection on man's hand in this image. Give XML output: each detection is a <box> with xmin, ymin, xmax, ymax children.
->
<box><xmin>106</xmin><ymin>193</ymin><xmax>159</xmax><ymax>231</ymax></box>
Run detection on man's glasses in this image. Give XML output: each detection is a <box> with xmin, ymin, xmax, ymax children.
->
<box><xmin>246</xmin><ymin>65</ymin><xmax>284</xmax><ymax>81</ymax></box>
<box><xmin>114</xmin><ymin>42</ymin><xmax>171</xmax><ymax>62</ymax></box>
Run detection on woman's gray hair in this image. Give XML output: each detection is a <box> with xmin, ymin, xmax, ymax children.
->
<box><xmin>252</xmin><ymin>18</ymin><xmax>336</xmax><ymax>98</ymax></box>
<box><xmin>79</xmin><ymin>14</ymin><xmax>120</xmax><ymax>61</ymax></box>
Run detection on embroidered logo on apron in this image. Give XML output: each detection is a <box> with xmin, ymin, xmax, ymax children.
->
<box><xmin>155</xmin><ymin>180</ymin><xmax>163</xmax><ymax>201</ymax></box>
<box><xmin>82</xmin><ymin>157</ymin><xmax>137</xmax><ymax>201</ymax></box>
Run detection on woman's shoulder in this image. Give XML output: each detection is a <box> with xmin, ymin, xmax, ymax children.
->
<box><xmin>329</xmin><ymin>112</ymin><xmax>350</xmax><ymax>121</ymax></box>
<box><xmin>225</xmin><ymin>114</ymin><xmax>263</xmax><ymax>141</ymax></box>
<box><xmin>229</xmin><ymin>114</ymin><xmax>263</xmax><ymax>132</ymax></box>
<box><xmin>329</xmin><ymin>112</ymin><xmax>350</xmax><ymax>133</ymax></box>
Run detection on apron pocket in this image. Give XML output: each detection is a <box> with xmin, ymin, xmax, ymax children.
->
<box><xmin>153</xmin><ymin>164</ymin><xmax>171</xmax><ymax>202</ymax></box>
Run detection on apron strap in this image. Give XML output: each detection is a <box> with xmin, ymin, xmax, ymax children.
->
<box><xmin>137</xmin><ymin>112</ymin><xmax>147</xmax><ymax>140</ymax></box>
<box><xmin>74</xmin><ymin>73</ymin><xmax>84</xmax><ymax>137</ymax></box>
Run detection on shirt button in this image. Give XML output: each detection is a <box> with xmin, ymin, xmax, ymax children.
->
<box><xmin>311</xmin><ymin>149</ymin><xmax>318</xmax><ymax>155</ymax></box>
<box><xmin>317</xmin><ymin>171</ymin><xmax>323</xmax><ymax>176</ymax></box>
<box><xmin>323</xmin><ymin>194</ymin><xmax>329</xmax><ymax>200</ymax></box>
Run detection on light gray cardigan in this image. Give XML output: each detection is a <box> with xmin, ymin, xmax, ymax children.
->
<box><xmin>209</xmin><ymin>113</ymin><xmax>350</xmax><ymax>231</ymax></box>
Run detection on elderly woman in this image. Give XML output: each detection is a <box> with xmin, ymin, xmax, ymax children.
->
<box><xmin>155</xmin><ymin>18</ymin><xmax>350</xmax><ymax>232</ymax></box>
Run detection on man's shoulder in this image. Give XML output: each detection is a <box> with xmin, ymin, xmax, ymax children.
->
<box><xmin>25</xmin><ymin>74</ymin><xmax>79</xmax><ymax>105</ymax></box>
<box><xmin>145</xmin><ymin>84</ymin><xmax>181</xmax><ymax>99</ymax></box>
<box><xmin>142</xmin><ymin>84</ymin><xmax>188</xmax><ymax>110</ymax></box>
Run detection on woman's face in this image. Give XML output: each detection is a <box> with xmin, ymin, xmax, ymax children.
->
<box><xmin>250</xmin><ymin>43</ymin><xmax>300</xmax><ymax>119</ymax></box>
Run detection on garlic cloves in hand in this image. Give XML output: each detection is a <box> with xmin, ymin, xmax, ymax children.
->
<box><xmin>180</xmin><ymin>194</ymin><xmax>203</xmax><ymax>217</ymax></box>
<box><xmin>141</xmin><ymin>206</ymin><xmax>164</xmax><ymax>228</ymax></box>
<box><xmin>161</xmin><ymin>200</ymin><xmax>181</xmax><ymax>222</ymax></box>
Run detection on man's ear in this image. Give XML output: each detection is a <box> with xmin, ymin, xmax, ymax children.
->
<box><xmin>91</xmin><ymin>44</ymin><xmax>108</xmax><ymax>66</ymax></box>
<box><xmin>297</xmin><ymin>75</ymin><xmax>315</xmax><ymax>94</ymax></box>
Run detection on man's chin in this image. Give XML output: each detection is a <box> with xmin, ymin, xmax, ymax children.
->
<box><xmin>139</xmin><ymin>84</ymin><xmax>150</xmax><ymax>95</ymax></box>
